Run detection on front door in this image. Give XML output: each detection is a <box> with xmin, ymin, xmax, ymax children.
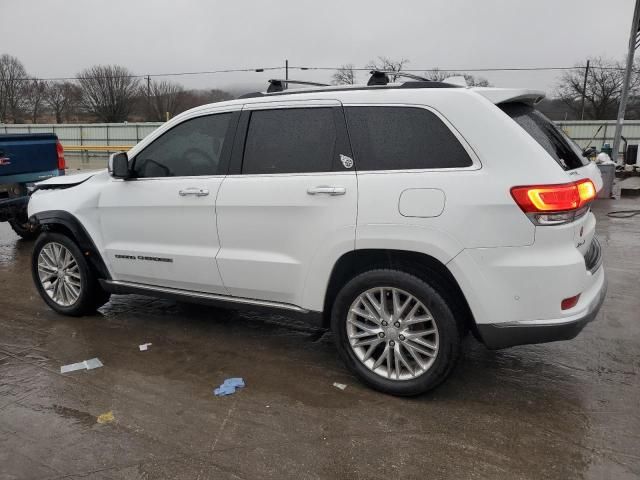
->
<box><xmin>215</xmin><ymin>101</ymin><xmax>357</xmax><ymax>307</ymax></box>
<box><xmin>98</xmin><ymin>111</ymin><xmax>238</xmax><ymax>293</ymax></box>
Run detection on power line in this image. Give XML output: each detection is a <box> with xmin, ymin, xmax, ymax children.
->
<box><xmin>10</xmin><ymin>64</ymin><xmax>635</xmax><ymax>82</ymax></box>
<box><xmin>13</xmin><ymin>66</ymin><xmax>284</xmax><ymax>82</ymax></box>
<box><xmin>298</xmin><ymin>65</ymin><xmax>640</xmax><ymax>73</ymax></box>
<box><xmin>296</xmin><ymin>65</ymin><xmax>582</xmax><ymax>72</ymax></box>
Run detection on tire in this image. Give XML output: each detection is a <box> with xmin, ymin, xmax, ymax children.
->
<box><xmin>331</xmin><ymin>269</ymin><xmax>462</xmax><ymax>396</ymax></box>
<box><xmin>31</xmin><ymin>232</ymin><xmax>110</xmax><ymax>316</ymax></box>
<box><xmin>9</xmin><ymin>218</ymin><xmax>40</xmax><ymax>240</ymax></box>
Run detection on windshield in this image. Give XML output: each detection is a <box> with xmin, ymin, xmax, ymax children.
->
<box><xmin>500</xmin><ymin>102</ymin><xmax>588</xmax><ymax>170</ymax></box>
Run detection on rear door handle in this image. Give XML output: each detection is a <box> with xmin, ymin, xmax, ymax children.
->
<box><xmin>179</xmin><ymin>187</ymin><xmax>209</xmax><ymax>197</ymax></box>
<box><xmin>307</xmin><ymin>186</ymin><xmax>346</xmax><ymax>196</ymax></box>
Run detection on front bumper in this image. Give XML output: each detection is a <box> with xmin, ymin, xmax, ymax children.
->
<box><xmin>477</xmin><ymin>267</ymin><xmax>607</xmax><ymax>349</ymax></box>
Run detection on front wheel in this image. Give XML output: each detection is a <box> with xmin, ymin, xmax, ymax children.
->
<box><xmin>32</xmin><ymin>232</ymin><xmax>110</xmax><ymax>316</ymax></box>
<box><xmin>331</xmin><ymin>269</ymin><xmax>462</xmax><ymax>396</ymax></box>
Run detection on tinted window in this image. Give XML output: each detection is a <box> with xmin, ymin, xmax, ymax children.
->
<box><xmin>345</xmin><ymin>106</ymin><xmax>472</xmax><ymax>170</ymax></box>
<box><xmin>133</xmin><ymin>114</ymin><xmax>231</xmax><ymax>178</ymax></box>
<box><xmin>500</xmin><ymin>102</ymin><xmax>588</xmax><ymax>170</ymax></box>
<box><xmin>242</xmin><ymin>108</ymin><xmax>337</xmax><ymax>174</ymax></box>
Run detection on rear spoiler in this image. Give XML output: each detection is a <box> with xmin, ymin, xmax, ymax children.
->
<box><xmin>472</xmin><ymin>88</ymin><xmax>545</xmax><ymax>106</ymax></box>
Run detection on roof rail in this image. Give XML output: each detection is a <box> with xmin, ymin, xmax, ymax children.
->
<box><xmin>237</xmin><ymin>79</ymin><xmax>461</xmax><ymax>100</ymax></box>
<box><xmin>266</xmin><ymin>79</ymin><xmax>329</xmax><ymax>93</ymax></box>
<box><xmin>367</xmin><ymin>70</ymin><xmax>430</xmax><ymax>86</ymax></box>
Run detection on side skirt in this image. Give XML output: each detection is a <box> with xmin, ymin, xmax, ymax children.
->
<box><xmin>99</xmin><ymin>279</ymin><xmax>324</xmax><ymax>327</ymax></box>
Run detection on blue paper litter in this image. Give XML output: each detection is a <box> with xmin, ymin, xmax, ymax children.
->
<box><xmin>214</xmin><ymin>384</ymin><xmax>236</xmax><ymax>396</ymax></box>
<box><xmin>214</xmin><ymin>377</ymin><xmax>246</xmax><ymax>396</ymax></box>
<box><xmin>223</xmin><ymin>377</ymin><xmax>245</xmax><ymax>388</ymax></box>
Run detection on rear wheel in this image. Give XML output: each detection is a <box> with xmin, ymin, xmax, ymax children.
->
<box><xmin>331</xmin><ymin>269</ymin><xmax>462</xmax><ymax>396</ymax></box>
<box><xmin>32</xmin><ymin>232</ymin><xmax>110</xmax><ymax>316</ymax></box>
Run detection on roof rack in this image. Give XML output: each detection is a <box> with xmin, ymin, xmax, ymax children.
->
<box><xmin>237</xmin><ymin>78</ymin><xmax>460</xmax><ymax>100</ymax></box>
<box><xmin>367</xmin><ymin>70</ymin><xmax>430</xmax><ymax>86</ymax></box>
<box><xmin>266</xmin><ymin>79</ymin><xmax>329</xmax><ymax>93</ymax></box>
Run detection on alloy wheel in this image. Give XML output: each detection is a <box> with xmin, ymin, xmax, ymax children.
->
<box><xmin>37</xmin><ymin>242</ymin><xmax>82</xmax><ymax>307</ymax></box>
<box><xmin>347</xmin><ymin>287</ymin><xmax>439</xmax><ymax>381</ymax></box>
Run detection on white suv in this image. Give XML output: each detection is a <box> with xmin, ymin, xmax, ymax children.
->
<box><xmin>28</xmin><ymin>75</ymin><xmax>606</xmax><ymax>395</ymax></box>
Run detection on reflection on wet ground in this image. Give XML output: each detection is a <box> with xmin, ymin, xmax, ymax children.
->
<box><xmin>0</xmin><ymin>199</ymin><xmax>639</xmax><ymax>479</ymax></box>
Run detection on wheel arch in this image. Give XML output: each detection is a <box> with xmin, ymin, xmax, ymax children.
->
<box><xmin>323</xmin><ymin>249</ymin><xmax>476</xmax><ymax>335</ymax></box>
<box><xmin>30</xmin><ymin>210</ymin><xmax>111</xmax><ymax>280</ymax></box>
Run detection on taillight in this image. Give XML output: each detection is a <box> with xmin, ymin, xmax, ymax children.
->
<box><xmin>510</xmin><ymin>179</ymin><xmax>596</xmax><ymax>225</ymax></box>
<box><xmin>56</xmin><ymin>140</ymin><xmax>66</xmax><ymax>171</ymax></box>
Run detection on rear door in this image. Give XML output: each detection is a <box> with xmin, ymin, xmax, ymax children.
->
<box><xmin>215</xmin><ymin>101</ymin><xmax>357</xmax><ymax>307</ymax></box>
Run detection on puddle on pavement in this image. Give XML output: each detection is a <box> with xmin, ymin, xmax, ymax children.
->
<box><xmin>52</xmin><ymin>404</ymin><xmax>98</xmax><ymax>427</ymax></box>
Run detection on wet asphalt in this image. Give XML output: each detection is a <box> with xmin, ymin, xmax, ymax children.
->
<box><xmin>0</xmin><ymin>198</ymin><xmax>639</xmax><ymax>480</ymax></box>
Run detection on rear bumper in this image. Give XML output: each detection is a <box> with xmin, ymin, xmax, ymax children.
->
<box><xmin>477</xmin><ymin>266</ymin><xmax>607</xmax><ymax>349</ymax></box>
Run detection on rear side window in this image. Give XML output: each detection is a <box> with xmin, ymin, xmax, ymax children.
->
<box><xmin>499</xmin><ymin>103</ymin><xmax>588</xmax><ymax>170</ymax></box>
<box><xmin>344</xmin><ymin>106</ymin><xmax>473</xmax><ymax>171</ymax></box>
<box><xmin>133</xmin><ymin>113</ymin><xmax>232</xmax><ymax>178</ymax></box>
<box><xmin>242</xmin><ymin>108</ymin><xmax>337</xmax><ymax>174</ymax></box>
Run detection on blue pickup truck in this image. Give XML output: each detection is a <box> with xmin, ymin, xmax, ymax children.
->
<box><xmin>0</xmin><ymin>133</ymin><xmax>65</xmax><ymax>239</ymax></box>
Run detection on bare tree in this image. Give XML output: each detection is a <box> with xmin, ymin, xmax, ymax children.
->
<box><xmin>0</xmin><ymin>54</ymin><xmax>28</xmax><ymax>123</ymax></box>
<box><xmin>180</xmin><ymin>88</ymin><xmax>234</xmax><ymax>112</ymax></box>
<box><xmin>148</xmin><ymin>80</ymin><xmax>185</xmax><ymax>121</ymax></box>
<box><xmin>365</xmin><ymin>57</ymin><xmax>409</xmax><ymax>81</ymax></box>
<box><xmin>556</xmin><ymin>57</ymin><xmax>640</xmax><ymax>120</ymax></box>
<box><xmin>424</xmin><ymin>68</ymin><xmax>450</xmax><ymax>82</ymax></box>
<box><xmin>466</xmin><ymin>75</ymin><xmax>491</xmax><ymax>87</ymax></box>
<box><xmin>45</xmin><ymin>81</ymin><xmax>82</xmax><ymax>123</ymax></box>
<box><xmin>332</xmin><ymin>64</ymin><xmax>356</xmax><ymax>85</ymax></box>
<box><xmin>23</xmin><ymin>79</ymin><xmax>48</xmax><ymax>123</ymax></box>
<box><xmin>424</xmin><ymin>68</ymin><xmax>492</xmax><ymax>86</ymax></box>
<box><xmin>77</xmin><ymin>65</ymin><xmax>140</xmax><ymax>122</ymax></box>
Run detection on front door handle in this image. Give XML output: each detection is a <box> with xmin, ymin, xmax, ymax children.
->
<box><xmin>179</xmin><ymin>187</ymin><xmax>209</xmax><ymax>197</ymax></box>
<box><xmin>307</xmin><ymin>186</ymin><xmax>346</xmax><ymax>196</ymax></box>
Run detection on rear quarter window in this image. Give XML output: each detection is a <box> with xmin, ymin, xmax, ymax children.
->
<box><xmin>344</xmin><ymin>106</ymin><xmax>473</xmax><ymax>171</ymax></box>
<box><xmin>499</xmin><ymin>102</ymin><xmax>588</xmax><ymax>170</ymax></box>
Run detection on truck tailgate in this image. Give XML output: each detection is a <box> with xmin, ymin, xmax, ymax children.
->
<box><xmin>0</xmin><ymin>134</ymin><xmax>59</xmax><ymax>176</ymax></box>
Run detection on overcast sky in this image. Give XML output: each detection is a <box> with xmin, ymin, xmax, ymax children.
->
<box><xmin>0</xmin><ymin>0</ymin><xmax>636</xmax><ymax>95</ymax></box>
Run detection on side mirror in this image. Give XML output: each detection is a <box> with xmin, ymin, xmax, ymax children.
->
<box><xmin>108</xmin><ymin>152</ymin><xmax>130</xmax><ymax>179</ymax></box>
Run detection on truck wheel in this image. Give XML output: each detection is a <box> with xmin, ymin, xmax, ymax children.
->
<box><xmin>331</xmin><ymin>269</ymin><xmax>462</xmax><ymax>396</ymax></box>
<box><xmin>32</xmin><ymin>232</ymin><xmax>110</xmax><ymax>316</ymax></box>
<box><xmin>9</xmin><ymin>218</ymin><xmax>40</xmax><ymax>240</ymax></box>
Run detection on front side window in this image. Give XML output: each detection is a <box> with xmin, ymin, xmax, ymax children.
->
<box><xmin>345</xmin><ymin>106</ymin><xmax>473</xmax><ymax>171</ymax></box>
<box><xmin>242</xmin><ymin>108</ymin><xmax>338</xmax><ymax>174</ymax></box>
<box><xmin>133</xmin><ymin>113</ymin><xmax>232</xmax><ymax>178</ymax></box>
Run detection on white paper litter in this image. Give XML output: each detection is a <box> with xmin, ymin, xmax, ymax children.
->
<box><xmin>60</xmin><ymin>358</ymin><xmax>103</xmax><ymax>374</ymax></box>
<box><xmin>333</xmin><ymin>382</ymin><xmax>347</xmax><ymax>391</ymax></box>
<box><xmin>139</xmin><ymin>343</ymin><xmax>152</xmax><ymax>351</ymax></box>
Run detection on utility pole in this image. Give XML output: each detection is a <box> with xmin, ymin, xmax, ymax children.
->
<box><xmin>580</xmin><ymin>60</ymin><xmax>590</xmax><ymax>120</ymax></box>
<box><xmin>285</xmin><ymin>59</ymin><xmax>289</xmax><ymax>90</ymax></box>
<box><xmin>146</xmin><ymin>75</ymin><xmax>151</xmax><ymax>121</ymax></box>
<box><xmin>612</xmin><ymin>0</ymin><xmax>640</xmax><ymax>163</ymax></box>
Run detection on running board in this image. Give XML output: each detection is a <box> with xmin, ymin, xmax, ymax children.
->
<box><xmin>100</xmin><ymin>279</ymin><xmax>310</xmax><ymax>314</ymax></box>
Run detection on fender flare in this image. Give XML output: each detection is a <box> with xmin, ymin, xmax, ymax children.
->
<box><xmin>30</xmin><ymin>210</ymin><xmax>111</xmax><ymax>280</ymax></box>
